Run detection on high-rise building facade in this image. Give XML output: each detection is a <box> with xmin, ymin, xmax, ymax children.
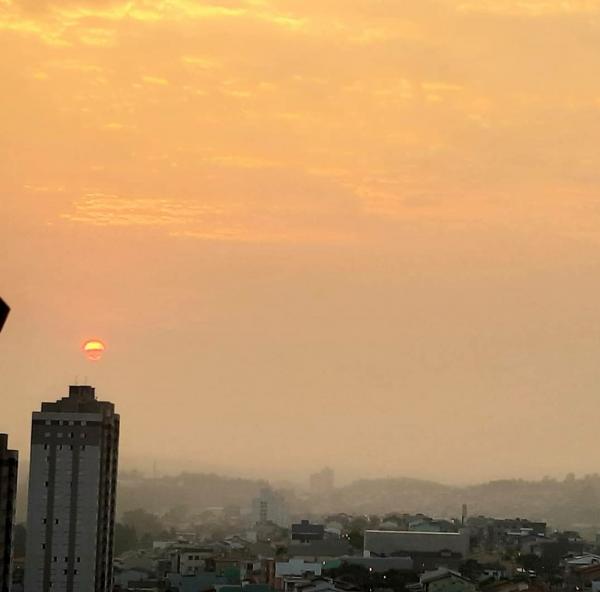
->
<box><xmin>251</xmin><ymin>487</ymin><xmax>289</xmax><ymax>527</ymax></box>
<box><xmin>24</xmin><ymin>386</ymin><xmax>119</xmax><ymax>592</ymax></box>
<box><xmin>0</xmin><ymin>434</ymin><xmax>18</xmax><ymax>592</ymax></box>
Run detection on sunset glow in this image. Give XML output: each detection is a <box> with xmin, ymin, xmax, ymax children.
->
<box><xmin>82</xmin><ymin>339</ymin><xmax>106</xmax><ymax>362</ymax></box>
<box><xmin>4</xmin><ymin>0</ymin><xmax>600</xmax><ymax>482</ymax></box>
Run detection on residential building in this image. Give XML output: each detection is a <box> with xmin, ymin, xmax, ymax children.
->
<box><xmin>0</xmin><ymin>434</ymin><xmax>18</xmax><ymax>592</ymax></box>
<box><xmin>339</xmin><ymin>556</ymin><xmax>414</xmax><ymax>573</ymax></box>
<box><xmin>251</xmin><ymin>488</ymin><xmax>289</xmax><ymax>527</ymax></box>
<box><xmin>24</xmin><ymin>385</ymin><xmax>120</xmax><ymax>592</ymax></box>
<box><xmin>364</xmin><ymin>530</ymin><xmax>469</xmax><ymax>558</ymax></box>
<box><xmin>415</xmin><ymin>568</ymin><xmax>476</xmax><ymax>592</ymax></box>
<box><xmin>293</xmin><ymin>576</ymin><xmax>360</xmax><ymax>592</ymax></box>
<box><xmin>292</xmin><ymin>521</ymin><xmax>325</xmax><ymax>543</ymax></box>
<box><xmin>274</xmin><ymin>560</ymin><xmax>322</xmax><ymax>591</ymax></box>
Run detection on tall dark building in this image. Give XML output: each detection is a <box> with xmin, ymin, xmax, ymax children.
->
<box><xmin>0</xmin><ymin>434</ymin><xmax>18</xmax><ymax>592</ymax></box>
<box><xmin>24</xmin><ymin>386</ymin><xmax>120</xmax><ymax>592</ymax></box>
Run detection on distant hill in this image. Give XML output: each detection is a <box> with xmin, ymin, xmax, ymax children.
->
<box><xmin>112</xmin><ymin>472</ymin><xmax>600</xmax><ymax>533</ymax></box>
<box><xmin>117</xmin><ymin>471</ymin><xmax>269</xmax><ymax>515</ymax></box>
<box><xmin>331</xmin><ymin>475</ymin><xmax>600</xmax><ymax>532</ymax></box>
<box><xmin>16</xmin><ymin>468</ymin><xmax>600</xmax><ymax>535</ymax></box>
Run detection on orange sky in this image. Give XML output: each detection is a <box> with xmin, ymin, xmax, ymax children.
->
<box><xmin>3</xmin><ymin>0</ymin><xmax>600</xmax><ymax>484</ymax></box>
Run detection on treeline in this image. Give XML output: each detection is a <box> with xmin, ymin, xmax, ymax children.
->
<box><xmin>333</xmin><ymin>474</ymin><xmax>600</xmax><ymax>530</ymax></box>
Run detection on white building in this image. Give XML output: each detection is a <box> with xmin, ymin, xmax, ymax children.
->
<box><xmin>275</xmin><ymin>559</ymin><xmax>322</xmax><ymax>578</ymax></box>
<box><xmin>251</xmin><ymin>488</ymin><xmax>289</xmax><ymax>527</ymax></box>
<box><xmin>24</xmin><ymin>385</ymin><xmax>120</xmax><ymax>592</ymax></box>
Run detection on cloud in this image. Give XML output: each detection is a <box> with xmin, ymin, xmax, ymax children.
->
<box><xmin>141</xmin><ymin>75</ymin><xmax>169</xmax><ymax>86</ymax></box>
<box><xmin>455</xmin><ymin>0</ymin><xmax>600</xmax><ymax>16</ymax></box>
<box><xmin>59</xmin><ymin>168</ymin><xmax>364</xmax><ymax>242</ymax></box>
<box><xmin>61</xmin><ymin>194</ymin><xmax>220</xmax><ymax>227</ymax></box>
<box><xmin>4</xmin><ymin>0</ymin><xmax>600</xmax><ymax>247</ymax></box>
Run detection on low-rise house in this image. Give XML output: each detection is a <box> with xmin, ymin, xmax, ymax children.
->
<box><xmin>566</xmin><ymin>553</ymin><xmax>600</xmax><ymax>569</ymax></box>
<box><xmin>412</xmin><ymin>568</ymin><xmax>476</xmax><ymax>592</ymax></box>
<box><xmin>294</xmin><ymin>576</ymin><xmax>360</xmax><ymax>592</ymax></box>
<box><xmin>165</xmin><ymin>572</ymin><xmax>229</xmax><ymax>592</ymax></box>
<box><xmin>518</xmin><ymin>535</ymin><xmax>552</xmax><ymax>557</ymax></box>
<box><xmin>274</xmin><ymin>559</ymin><xmax>323</xmax><ymax>590</ymax></box>
<box><xmin>114</xmin><ymin>567</ymin><xmax>154</xmax><ymax>589</ymax></box>
<box><xmin>568</xmin><ymin>561</ymin><xmax>600</xmax><ymax>590</ymax></box>
<box><xmin>338</xmin><ymin>556</ymin><xmax>414</xmax><ymax>573</ymax></box>
<box><xmin>288</xmin><ymin>541</ymin><xmax>354</xmax><ymax>562</ymax></box>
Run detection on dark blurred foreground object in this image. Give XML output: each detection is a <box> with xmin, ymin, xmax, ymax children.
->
<box><xmin>0</xmin><ymin>298</ymin><xmax>9</xmax><ymax>332</ymax></box>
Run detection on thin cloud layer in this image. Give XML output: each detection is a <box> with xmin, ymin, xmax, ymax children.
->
<box><xmin>2</xmin><ymin>0</ymin><xmax>600</xmax><ymax>242</ymax></box>
<box><xmin>6</xmin><ymin>0</ymin><xmax>600</xmax><ymax>483</ymax></box>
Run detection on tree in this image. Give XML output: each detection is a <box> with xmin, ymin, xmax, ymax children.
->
<box><xmin>324</xmin><ymin>564</ymin><xmax>416</xmax><ymax>592</ymax></box>
<box><xmin>162</xmin><ymin>505</ymin><xmax>189</xmax><ymax>525</ymax></box>
<box><xmin>121</xmin><ymin>508</ymin><xmax>164</xmax><ymax>538</ymax></box>
<box><xmin>518</xmin><ymin>553</ymin><xmax>542</xmax><ymax>574</ymax></box>
<box><xmin>114</xmin><ymin>523</ymin><xmax>138</xmax><ymax>556</ymax></box>
<box><xmin>348</xmin><ymin>529</ymin><xmax>363</xmax><ymax>550</ymax></box>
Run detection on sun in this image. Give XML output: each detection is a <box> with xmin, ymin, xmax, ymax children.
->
<box><xmin>82</xmin><ymin>339</ymin><xmax>106</xmax><ymax>362</ymax></box>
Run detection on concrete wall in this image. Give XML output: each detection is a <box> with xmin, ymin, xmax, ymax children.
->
<box><xmin>364</xmin><ymin>530</ymin><xmax>469</xmax><ymax>557</ymax></box>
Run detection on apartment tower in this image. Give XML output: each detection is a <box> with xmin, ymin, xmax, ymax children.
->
<box><xmin>24</xmin><ymin>386</ymin><xmax>119</xmax><ymax>592</ymax></box>
<box><xmin>0</xmin><ymin>434</ymin><xmax>18</xmax><ymax>592</ymax></box>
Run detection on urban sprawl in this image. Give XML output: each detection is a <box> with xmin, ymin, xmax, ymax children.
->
<box><xmin>1</xmin><ymin>385</ymin><xmax>599</xmax><ymax>592</ymax></box>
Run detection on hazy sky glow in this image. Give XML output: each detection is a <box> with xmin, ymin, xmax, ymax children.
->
<box><xmin>3</xmin><ymin>0</ymin><xmax>600</xmax><ymax>484</ymax></box>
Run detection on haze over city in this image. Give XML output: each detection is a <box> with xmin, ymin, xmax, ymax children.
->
<box><xmin>4</xmin><ymin>0</ymin><xmax>600</xmax><ymax>486</ymax></box>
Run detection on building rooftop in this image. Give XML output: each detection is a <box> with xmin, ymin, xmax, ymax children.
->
<box><xmin>288</xmin><ymin>540</ymin><xmax>354</xmax><ymax>558</ymax></box>
<box><xmin>366</xmin><ymin>530</ymin><xmax>464</xmax><ymax>537</ymax></box>
<box><xmin>0</xmin><ymin>433</ymin><xmax>18</xmax><ymax>461</ymax></box>
<box><xmin>37</xmin><ymin>384</ymin><xmax>117</xmax><ymax>417</ymax></box>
